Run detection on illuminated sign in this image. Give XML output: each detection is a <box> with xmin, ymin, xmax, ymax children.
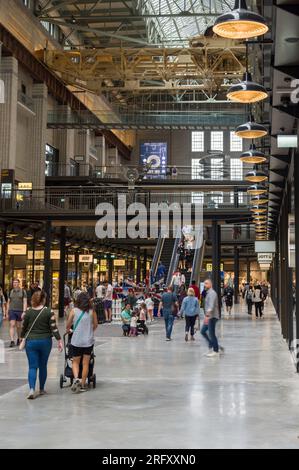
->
<box><xmin>114</xmin><ymin>259</ymin><xmax>126</xmax><ymax>267</ymax></box>
<box><xmin>258</xmin><ymin>253</ymin><xmax>273</xmax><ymax>263</ymax></box>
<box><xmin>79</xmin><ymin>254</ymin><xmax>93</xmax><ymax>263</ymax></box>
<box><xmin>18</xmin><ymin>182</ymin><xmax>33</xmax><ymax>190</ymax></box>
<box><xmin>206</xmin><ymin>263</ymin><xmax>224</xmax><ymax>272</ymax></box>
<box><xmin>8</xmin><ymin>244</ymin><xmax>27</xmax><ymax>255</ymax></box>
<box><xmin>255</xmin><ymin>241</ymin><xmax>276</xmax><ymax>253</ymax></box>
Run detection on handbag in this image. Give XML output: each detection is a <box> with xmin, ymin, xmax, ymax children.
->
<box><xmin>19</xmin><ymin>307</ymin><xmax>46</xmax><ymax>351</ymax></box>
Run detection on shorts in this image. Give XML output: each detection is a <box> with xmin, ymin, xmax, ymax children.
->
<box><xmin>9</xmin><ymin>310</ymin><xmax>23</xmax><ymax>322</ymax></box>
<box><xmin>104</xmin><ymin>300</ymin><xmax>112</xmax><ymax>310</ymax></box>
<box><xmin>71</xmin><ymin>344</ymin><xmax>93</xmax><ymax>357</ymax></box>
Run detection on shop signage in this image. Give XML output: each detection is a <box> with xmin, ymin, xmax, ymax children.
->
<box><xmin>8</xmin><ymin>244</ymin><xmax>27</xmax><ymax>255</ymax></box>
<box><xmin>18</xmin><ymin>182</ymin><xmax>33</xmax><ymax>191</ymax></box>
<box><xmin>28</xmin><ymin>250</ymin><xmax>44</xmax><ymax>260</ymax></box>
<box><xmin>206</xmin><ymin>263</ymin><xmax>224</xmax><ymax>272</ymax></box>
<box><xmin>258</xmin><ymin>253</ymin><xmax>273</xmax><ymax>263</ymax></box>
<box><xmin>50</xmin><ymin>251</ymin><xmax>75</xmax><ymax>262</ymax></box>
<box><xmin>114</xmin><ymin>259</ymin><xmax>126</xmax><ymax>267</ymax></box>
<box><xmin>1</xmin><ymin>169</ymin><xmax>15</xmax><ymax>183</ymax></box>
<box><xmin>255</xmin><ymin>241</ymin><xmax>276</xmax><ymax>253</ymax></box>
<box><xmin>79</xmin><ymin>254</ymin><xmax>93</xmax><ymax>263</ymax></box>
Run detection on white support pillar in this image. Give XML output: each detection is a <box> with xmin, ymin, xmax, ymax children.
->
<box><xmin>0</xmin><ymin>56</ymin><xmax>18</xmax><ymax>170</ymax></box>
<box><xmin>30</xmin><ymin>83</ymin><xmax>48</xmax><ymax>188</ymax></box>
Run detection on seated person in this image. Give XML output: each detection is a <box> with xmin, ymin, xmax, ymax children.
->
<box><xmin>120</xmin><ymin>303</ymin><xmax>131</xmax><ymax>336</ymax></box>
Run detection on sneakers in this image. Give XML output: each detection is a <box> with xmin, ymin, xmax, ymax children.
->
<box><xmin>205</xmin><ymin>351</ymin><xmax>220</xmax><ymax>358</ymax></box>
<box><xmin>27</xmin><ymin>389</ymin><xmax>35</xmax><ymax>400</ymax></box>
<box><xmin>71</xmin><ymin>378</ymin><xmax>81</xmax><ymax>393</ymax></box>
<box><xmin>39</xmin><ymin>390</ymin><xmax>47</xmax><ymax>396</ymax></box>
<box><xmin>185</xmin><ymin>333</ymin><xmax>189</xmax><ymax>342</ymax></box>
<box><xmin>9</xmin><ymin>341</ymin><xmax>15</xmax><ymax>348</ymax></box>
<box><xmin>166</xmin><ymin>338</ymin><xmax>172</xmax><ymax>342</ymax></box>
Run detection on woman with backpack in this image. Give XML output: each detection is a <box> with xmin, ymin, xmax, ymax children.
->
<box><xmin>180</xmin><ymin>288</ymin><xmax>200</xmax><ymax>342</ymax></box>
<box><xmin>253</xmin><ymin>284</ymin><xmax>264</xmax><ymax>319</ymax></box>
<box><xmin>245</xmin><ymin>286</ymin><xmax>254</xmax><ymax>315</ymax></box>
<box><xmin>66</xmin><ymin>292</ymin><xmax>98</xmax><ymax>393</ymax></box>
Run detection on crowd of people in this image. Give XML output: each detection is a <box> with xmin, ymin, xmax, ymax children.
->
<box><xmin>0</xmin><ymin>273</ymin><xmax>271</xmax><ymax>400</ymax></box>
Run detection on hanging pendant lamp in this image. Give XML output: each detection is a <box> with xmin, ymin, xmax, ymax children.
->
<box><xmin>250</xmin><ymin>194</ymin><xmax>269</xmax><ymax>205</ymax></box>
<box><xmin>235</xmin><ymin>120</ymin><xmax>268</xmax><ymax>139</ymax></box>
<box><xmin>247</xmin><ymin>184</ymin><xmax>267</xmax><ymax>195</ymax></box>
<box><xmin>212</xmin><ymin>0</ymin><xmax>269</xmax><ymax>39</ymax></box>
<box><xmin>250</xmin><ymin>205</ymin><xmax>267</xmax><ymax>213</ymax></box>
<box><xmin>245</xmin><ymin>169</ymin><xmax>268</xmax><ymax>183</ymax></box>
<box><xmin>227</xmin><ymin>72</ymin><xmax>268</xmax><ymax>103</ymax></box>
<box><xmin>240</xmin><ymin>144</ymin><xmax>267</xmax><ymax>164</ymax></box>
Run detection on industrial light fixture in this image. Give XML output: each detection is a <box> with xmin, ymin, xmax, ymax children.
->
<box><xmin>213</xmin><ymin>0</ymin><xmax>268</xmax><ymax>39</ymax></box>
<box><xmin>240</xmin><ymin>144</ymin><xmax>267</xmax><ymax>164</ymax></box>
<box><xmin>250</xmin><ymin>195</ymin><xmax>269</xmax><ymax>205</ymax></box>
<box><xmin>24</xmin><ymin>233</ymin><xmax>34</xmax><ymax>241</ymax></box>
<box><xmin>250</xmin><ymin>205</ymin><xmax>267</xmax><ymax>213</ymax></box>
<box><xmin>252</xmin><ymin>214</ymin><xmax>267</xmax><ymax>221</ymax></box>
<box><xmin>227</xmin><ymin>72</ymin><xmax>268</xmax><ymax>103</ymax></box>
<box><xmin>245</xmin><ymin>170</ymin><xmax>268</xmax><ymax>182</ymax></box>
<box><xmin>38</xmin><ymin>236</ymin><xmax>46</xmax><ymax>243</ymax></box>
<box><xmin>235</xmin><ymin>121</ymin><xmax>268</xmax><ymax>139</ymax></box>
<box><xmin>247</xmin><ymin>184</ymin><xmax>267</xmax><ymax>195</ymax></box>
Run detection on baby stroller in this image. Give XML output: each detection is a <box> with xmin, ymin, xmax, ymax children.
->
<box><xmin>137</xmin><ymin>319</ymin><xmax>149</xmax><ymax>335</ymax></box>
<box><xmin>59</xmin><ymin>332</ymin><xmax>96</xmax><ymax>389</ymax></box>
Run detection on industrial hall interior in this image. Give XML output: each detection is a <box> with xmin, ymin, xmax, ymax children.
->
<box><xmin>0</xmin><ymin>0</ymin><xmax>299</xmax><ymax>451</ymax></box>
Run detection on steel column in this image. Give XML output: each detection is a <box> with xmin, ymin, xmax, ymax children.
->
<box><xmin>43</xmin><ymin>221</ymin><xmax>52</xmax><ymax>307</ymax></box>
<box><xmin>234</xmin><ymin>246</ymin><xmax>240</xmax><ymax>303</ymax></box>
<box><xmin>212</xmin><ymin>220</ymin><xmax>221</xmax><ymax>314</ymax></box>
<box><xmin>58</xmin><ymin>226</ymin><xmax>67</xmax><ymax>318</ymax></box>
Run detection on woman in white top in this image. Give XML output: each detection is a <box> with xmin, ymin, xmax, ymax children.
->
<box><xmin>253</xmin><ymin>285</ymin><xmax>264</xmax><ymax>319</ymax></box>
<box><xmin>145</xmin><ymin>295</ymin><xmax>154</xmax><ymax>322</ymax></box>
<box><xmin>66</xmin><ymin>292</ymin><xmax>98</xmax><ymax>393</ymax></box>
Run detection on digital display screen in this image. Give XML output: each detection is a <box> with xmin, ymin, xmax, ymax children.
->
<box><xmin>140</xmin><ymin>142</ymin><xmax>168</xmax><ymax>177</ymax></box>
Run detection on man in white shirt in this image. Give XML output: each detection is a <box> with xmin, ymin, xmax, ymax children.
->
<box><xmin>104</xmin><ymin>281</ymin><xmax>113</xmax><ymax>323</ymax></box>
<box><xmin>95</xmin><ymin>282</ymin><xmax>105</xmax><ymax>299</ymax></box>
<box><xmin>171</xmin><ymin>270</ymin><xmax>185</xmax><ymax>294</ymax></box>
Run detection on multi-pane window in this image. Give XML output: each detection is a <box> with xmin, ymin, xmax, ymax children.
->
<box><xmin>192</xmin><ymin>132</ymin><xmax>204</xmax><ymax>152</ymax></box>
<box><xmin>192</xmin><ymin>159</ymin><xmax>204</xmax><ymax>180</ymax></box>
<box><xmin>211</xmin><ymin>131</ymin><xmax>223</xmax><ymax>152</ymax></box>
<box><xmin>230</xmin><ymin>158</ymin><xmax>243</xmax><ymax>180</ymax></box>
<box><xmin>192</xmin><ymin>192</ymin><xmax>204</xmax><ymax>205</ymax></box>
<box><xmin>230</xmin><ymin>191</ymin><xmax>244</xmax><ymax>204</ymax></box>
<box><xmin>230</xmin><ymin>131</ymin><xmax>243</xmax><ymax>152</ymax></box>
<box><xmin>211</xmin><ymin>158</ymin><xmax>223</xmax><ymax>180</ymax></box>
<box><xmin>210</xmin><ymin>192</ymin><xmax>224</xmax><ymax>207</ymax></box>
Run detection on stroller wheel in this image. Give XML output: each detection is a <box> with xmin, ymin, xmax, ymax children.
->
<box><xmin>60</xmin><ymin>374</ymin><xmax>64</xmax><ymax>389</ymax></box>
<box><xmin>93</xmin><ymin>374</ymin><xmax>96</xmax><ymax>389</ymax></box>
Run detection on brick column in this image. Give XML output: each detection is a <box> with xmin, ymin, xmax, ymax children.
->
<box><xmin>31</xmin><ymin>83</ymin><xmax>48</xmax><ymax>188</ymax></box>
<box><xmin>0</xmin><ymin>57</ymin><xmax>18</xmax><ymax>170</ymax></box>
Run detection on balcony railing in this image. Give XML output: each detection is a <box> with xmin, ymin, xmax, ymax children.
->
<box><xmin>17</xmin><ymin>91</ymin><xmax>34</xmax><ymax>112</ymax></box>
<box><xmin>45</xmin><ymin>163</ymin><xmax>256</xmax><ymax>183</ymax></box>
<box><xmin>0</xmin><ymin>187</ymin><xmax>252</xmax><ymax>214</ymax></box>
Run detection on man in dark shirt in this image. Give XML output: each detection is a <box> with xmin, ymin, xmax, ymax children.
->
<box><xmin>158</xmin><ymin>287</ymin><xmax>178</xmax><ymax>341</ymax></box>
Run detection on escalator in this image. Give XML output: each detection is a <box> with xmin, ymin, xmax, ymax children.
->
<box><xmin>151</xmin><ymin>233</ymin><xmax>181</xmax><ymax>286</ymax></box>
<box><xmin>151</xmin><ymin>229</ymin><xmax>206</xmax><ymax>288</ymax></box>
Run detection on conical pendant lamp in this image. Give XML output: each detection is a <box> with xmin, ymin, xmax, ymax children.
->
<box><xmin>245</xmin><ymin>169</ymin><xmax>268</xmax><ymax>183</ymax></box>
<box><xmin>235</xmin><ymin>120</ymin><xmax>268</xmax><ymax>139</ymax></box>
<box><xmin>213</xmin><ymin>0</ymin><xmax>269</xmax><ymax>39</ymax></box>
<box><xmin>248</xmin><ymin>184</ymin><xmax>268</xmax><ymax>196</ymax></box>
<box><xmin>240</xmin><ymin>144</ymin><xmax>267</xmax><ymax>164</ymax></box>
<box><xmin>227</xmin><ymin>72</ymin><xmax>268</xmax><ymax>103</ymax></box>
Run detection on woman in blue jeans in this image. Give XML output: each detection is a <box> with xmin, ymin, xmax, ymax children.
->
<box><xmin>21</xmin><ymin>291</ymin><xmax>63</xmax><ymax>399</ymax></box>
<box><xmin>180</xmin><ymin>288</ymin><xmax>200</xmax><ymax>342</ymax></box>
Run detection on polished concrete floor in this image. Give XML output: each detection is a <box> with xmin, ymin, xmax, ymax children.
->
<box><xmin>1</xmin><ymin>300</ymin><xmax>299</xmax><ymax>449</ymax></box>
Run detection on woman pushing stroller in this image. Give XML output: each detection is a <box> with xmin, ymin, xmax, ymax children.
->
<box><xmin>66</xmin><ymin>292</ymin><xmax>98</xmax><ymax>393</ymax></box>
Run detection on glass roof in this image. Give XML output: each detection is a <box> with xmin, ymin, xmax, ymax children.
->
<box><xmin>136</xmin><ymin>0</ymin><xmax>235</xmax><ymax>46</ymax></box>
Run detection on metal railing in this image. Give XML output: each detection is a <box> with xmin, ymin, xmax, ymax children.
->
<box><xmin>17</xmin><ymin>91</ymin><xmax>34</xmax><ymax>112</ymax></box>
<box><xmin>45</xmin><ymin>163</ymin><xmax>254</xmax><ymax>183</ymax></box>
<box><xmin>0</xmin><ymin>187</ymin><xmax>252</xmax><ymax>214</ymax></box>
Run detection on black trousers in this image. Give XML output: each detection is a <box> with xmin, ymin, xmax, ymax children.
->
<box><xmin>185</xmin><ymin>316</ymin><xmax>196</xmax><ymax>336</ymax></box>
<box><xmin>255</xmin><ymin>302</ymin><xmax>263</xmax><ymax>318</ymax></box>
<box><xmin>247</xmin><ymin>300</ymin><xmax>253</xmax><ymax>315</ymax></box>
